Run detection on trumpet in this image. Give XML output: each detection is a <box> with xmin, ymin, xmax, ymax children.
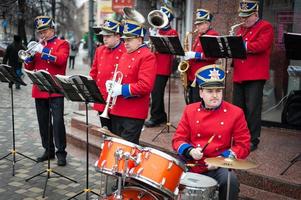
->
<box><xmin>100</xmin><ymin>64</ymin><xmax>123</xmax><ymax>119</ymax></box>
<box><xmin>18</xmin><ymin>39</ymin><xmax>45</xmax><ymax>61</ymax></box>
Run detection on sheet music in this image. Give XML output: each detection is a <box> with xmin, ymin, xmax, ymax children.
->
<box><xmin>54</xmin><ymin>75</ymin><xmax>85</xmax><ymax>101</ymax></box>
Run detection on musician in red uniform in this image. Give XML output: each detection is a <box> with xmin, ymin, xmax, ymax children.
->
<box><xmin>184</xmin><ymin>9</ymin><xmax>219</xmax><ymax>103</ymax></box>
<box><xmin>172</xmin><ymin>64</ymin><xmax>250</xmax><ymax>200</ymax></box>
<box><xmin>24</xmin><ymin>16</ymin><xmax>69</xmax><ymax>166</ymax></box>
<box><xmin>106</xmin><ymin>17</ymin><xmax>157</xmax><ymax>144</ymax></box>
<box><xmin>90</xmin><ymin>16</ymin><xmax>126</xmax><ymax>130</ymax></box>
<box><xmin>145</xmin><ymin>6</ymin><xmax>178</xmax><ymax>127</ymax></box>
<box><xmin>233</xmin><ymin>0</ymin><xmax>274</xmax><ymax>151</ymax></box>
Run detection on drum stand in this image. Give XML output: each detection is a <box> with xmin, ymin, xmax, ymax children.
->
<box><xmin>0</xmin><ymin>84</ymin><xmax>37</xmax><ymax>176</ymax></box>
<box><xmin>152</xmin><ymin>75</ymin><xmax>177</xmax><ymax>141</ymax></box>
<box><xmin>280</xmin><ymin>153</ymin><xmax>301</xmax><ymax>175</ymax></box>
<box><xmin>25</xmin><ymin>96</ymin><xmax>77</xmax><ymax>198</ymax></box>
<box><xmin>226</xmin><ymin>169</ymin><xmax>232</xmax><ymax>200</ymax></box>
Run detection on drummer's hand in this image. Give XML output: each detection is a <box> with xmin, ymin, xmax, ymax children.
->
<box><xmin>207</xmin><ymin>163</ymin><xmax>218</xmax><ymax>171</ymax></box>
<box><xmin>189</xmin><ymin>147</ymin><xmax>203</xmax><ymax>160</ymax></box>
<box><xmin>221</xmin><ymin>149</ymin><xmax>236</xmax><ymax>159</ymax></box>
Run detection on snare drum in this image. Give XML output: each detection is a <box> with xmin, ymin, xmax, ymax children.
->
<box><xmin>129</xmin><ymin>147</ymin><xmax>186</xmax><ymax>198</ymax></box>
<box><xmin>96</xmin><ymin>137</ymin><xmax>141</xmax><ymax>176</ymax></box>
<box><xmin>103</xmin><ymin>186</ymin><xmax>159</xmax><ymax>200</ymax></box>
<box><xmin>178</xmin><ymin>172</ymin><xmax>218</xmax><ymax>200</ymax></box>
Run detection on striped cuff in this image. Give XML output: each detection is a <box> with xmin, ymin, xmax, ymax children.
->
<box><xmin>41</xmin><ymin>47</ymin><xmax>56</xmax><ymax>62</ymax></box>
<box><xmin>121</xmin><ymin>84</ymin><xmax>131</xmax><ymax>98</ymax></box>
<box><xmin>195</xmin><ymin>52</ymin><xmax>202</xmax><ymax>60</ymax></box>
<box><xmin>177</xmin><ymin>143</ymin><xmax>192</xmax><ymax>155</ymax></box>
<box><xmin>24</xmin><ymin>56</ymin><xmax>34</xmax><ymax>64</ymax></box>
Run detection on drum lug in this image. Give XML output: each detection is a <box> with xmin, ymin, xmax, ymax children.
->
<box><xmin>160</xmin><ymin>177</ymin><xmax>166</xmax><ymax>188</ymax></box>
<box><xmin>137</xmin><ymin>167</ymin><xmax>144</xmax><ymax>176</ymax></box>
<box><xmin>144</xmin><ymin>151</ymin><xmax>150</xmax><ymax>159</ymax></box>
<box><xmin>108</xmin><ymin>141</ymin><xmax>112</xmax><ymax>148</ymax></box>
<box><xmin>168</xmin><ymin>161</ymin><xmax>173</xmax><ymax>170</ymax></box>
<box><xmin>100</xmin><ymin>160</ymin><xmax>106</xmax><ymax>169</ymax></box>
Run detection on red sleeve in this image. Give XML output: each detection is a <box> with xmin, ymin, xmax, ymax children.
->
<box><xmin>50</xmin><ymin>40</ymin><xmax>70</xmax><ymax>67</ymax></box>
<box><xmin>129</xmin><ymin>53</ymin><xmax>157</xmax><ymax>95</ymax></box>
<box><xmin>231</xmin><ymin>109</ymin><xmax>251</xmax><ymax>159</ymax></box>
<box><xmin>90</xmin><ymin>47</ymin><xmax>100</xmax><ymax>80</ymax></box>
<box><xmin>172</xmin><ymin>106</ymin><xmax>192</xmax><ymax>152</ymax></box>
<box><xmin>246</xmin><ymin>23</ymin><xmax>274</xmax><ymax>54</ymax></box>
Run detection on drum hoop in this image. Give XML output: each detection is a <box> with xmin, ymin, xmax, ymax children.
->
<box><xmin>104</xmin><ymin>136</ymin><xmax>140</xmax><ymax>149</ymax></box>
<box><xmin>120</xmin><ymin>186</ymin><xmax>159</xmax><ymax>199</ymax></box>
<box><xmin>143</xmin><ymin>147</ymin><xmax>187</xmax><ymax>171</ymax></box>
<box><xmin>95</xmin><ymin>166</ymin><xmax>120</xmax><ymax>176</ymax></box>
<box><xmin>181</xmin><ymin>172</ymin><xmax>218</xmax><ymax>187</ymax></box>
<box><xmin>130</xmin><ymin>174</ymin><xmax>175</xmax><ymax>198</ymax></box>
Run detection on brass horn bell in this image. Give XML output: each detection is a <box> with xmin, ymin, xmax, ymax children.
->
<box><xmin>147</xmin><ymin>10</ymin><xmax>169</xmax><ymax>29</ymax></box>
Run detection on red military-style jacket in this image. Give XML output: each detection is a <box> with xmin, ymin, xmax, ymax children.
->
<box><xmin>233</xmin><ymin>19</ymin><xmax>274</xmax><ymax>82</ymax></box>
<box><xmin>188</xmin><ymin>29</ymin><xmax>219</xmax><ymax>82</ymax></box>
<box><xmin>172</xmin><ymin>101</ymin><xmax>250</xmax><ymax>174</ymax></box>
<box><xmin>25</xmin><ymin>36</ymin><xmax>69</xmax><ymax>98</ymax></box>
<box><xmin>110</xmin><ymin>45</ymin><xmax>157</xmax><ymax>119</ymax></box>
<box><xmin>90</xmin><ymin>42</ymin><xmax>126</xmax><ymax>112</ymax></box>
<box><xmin>154</xmin><ymin>28</ymin><xmax>178</xmax><ymax>76</ymax></box>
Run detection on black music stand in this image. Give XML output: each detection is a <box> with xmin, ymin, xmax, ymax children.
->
<box><xmin>200</xmin><ymin>35</ymin><xmax>246</xmax><ymax>96</ymax></box>
<box><xmin>54</xmin><ymin>74</ymin><xmax>105</xmax><ymax>199</ymax></box>
<box><xmin>0</xmin><ymin>64</ymin><xmax>37</xmax><ymax>176</ymax></box>
<box><xmin>149</xmin><ymin>35</ymin><xmax>184</xmax><ymax>141</ymax></box>
<box><xmin>280</xmin><ymin>32</ymin><xmax>301</xmax><ymax>175</ymax></box>
<box><xmin>23</xmin><ymin>69</ymin><xmax>77</xmax><ymax>198</ymax></box>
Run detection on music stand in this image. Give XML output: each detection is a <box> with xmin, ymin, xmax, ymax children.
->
<box><xmin>23</xmin><ymin>69</ymin><xmax>77</xmax><ymax>198</ymax></box>
<box><xmin>149</xmin><ymin>35</ymin><xmax>184</xmax><ymax>141</ymax></box>
<box><xmin>280</xmin><ymin>32</ymin><xmax>301</xmax><ymax>175</ymax></box>
<box><xmin>54</xmin><ymin>74</ymin><xmax>105</xmax><ymax>199</ymax></box>
<box><xmin>200</xmin><ymin>35</ymin><xmax>247</xmax><ymax>97</ymax></box>
<box><xmin>0</xmin><ymin>64</ymin><xmax>37</xmax><ymax>176</ymax></box>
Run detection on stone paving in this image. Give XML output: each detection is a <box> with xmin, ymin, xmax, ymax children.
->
<box><xmin>0</xmin><ymin>47</ymin><xmax>108</xmax><ymax>199</ymax></box>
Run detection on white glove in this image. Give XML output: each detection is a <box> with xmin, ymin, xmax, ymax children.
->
<box><xmin>207</xmin><ymin>163</ymin><xmax>218</xmax><ymax>171</ymax></box>
<box><xmin>110</xmin><ymin>82</ymin><xmax>122</xmax><ymax>97</ymax></box>
<box><xmin>149</xmin><ymin>28</ymin><xmax>158</xmax><ymax>36</ymax></box>
<box><xmin>105</xmin><ymin>80</ymin><xmax>114</xmax><ymax>93</ymax></box>
<box><xmin>30</xmin><ymin>42</ymin><xmax>44</xmax><ymax>54</ymax></box>
<box><xmin>189</xmin><ymin>147</ymin><xmax>203</xmax><ymax>160</ymax></box>
<box><xmin>184</xmin><ymin>51</ymin><xmax>197</xmax><ymax>60</ymax></box>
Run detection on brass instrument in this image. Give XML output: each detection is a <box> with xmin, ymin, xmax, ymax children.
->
<box><xmin>123</xmin><ymin>7</ymin><xmax>145</xmax><ymax>24</ymax></box>
<box><xmin>229</xmin><ymin>22</ymin><xmax>244</xmax><ymax>36</ymax></box>
<box><xmin>100</xmin><ymin>64</ymin><xmax>123</xmax><ymax>119</ymax></box>
<box><xmin>18</xmin><ymin>41</ymin><xmax>43</xmax><ymax>61</ymax></box>
<box><xmin>147</xmin><ymin>10</ymin><xmax>169</xmax><ymax>29</ymax></box>
<box><xmin>178</xmin><ymin>31</ymin><xmax>194</xmax><ymax>104</ymax></box>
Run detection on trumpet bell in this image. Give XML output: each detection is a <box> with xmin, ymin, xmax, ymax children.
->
<box><xmin>123</xmin><ymin>7</ymin><xmax>145</xmax><ymax>24</ymax></box>
<box><xmin>18</xmin><ymin>50</ymin><xmax>31</xmax><ymax>61</ymax></box>
<box><xmin>148</xmin><ymin>10</ymin><xmax>169</xmax><ymax>29</ymax></box>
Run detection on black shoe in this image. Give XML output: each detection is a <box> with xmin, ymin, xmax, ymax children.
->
<box><xmin>57</xmin><ymin>158</ymin><xmax>66</xmax><ymax>166</ymax></box>
<box><xmin>250</xmin><ymin>143</ymin><xmax>258</xmax><ymax>152</ymax></box>
<box><xmin>37</xmin><ymin>152</ymin><xmax>55</xmax><ymax>162</ymax></box>
<box><xmin>144</xmin><ymin>120</ymin><xmax>161</xmax><ymax>127</ymax></box>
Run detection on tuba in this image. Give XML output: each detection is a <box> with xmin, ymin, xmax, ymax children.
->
<box><xmin>100</xmin><ymin>64</ymin><xmax>123</xmax><ymax>119</ymax></box>
<box><xmin>123</xmin><ymin>7</ymin><xmax>145</xmax><ymax>24</ymax></box>
<box><xmin>178</xmin><ymin>31</ymin><xmax>193</xmax><ymax>104</ymax></box>
<box><xmin>229</xmin><ymin>22</ymin><xmax>244</xmax><ymax>36</ymax></box>
<box><xmin>147</xmin><ymin>10</ymin><xmax>169</xmax><ymax>29</ymax></box>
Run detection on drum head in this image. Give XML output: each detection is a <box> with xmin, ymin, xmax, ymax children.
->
<box><xmin>180</xmin><ymin>172</ymin><xmax>217</xmax><ymax>188</ymax></box>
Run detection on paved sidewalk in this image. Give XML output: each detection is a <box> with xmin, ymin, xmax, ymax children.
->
<box><xmin>0</xmin><ymin>47</ymin><xmax>106</xmax><ymax>199</ymax></box>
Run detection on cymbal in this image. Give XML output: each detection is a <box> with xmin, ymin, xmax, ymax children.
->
<box><xmin>205</xmin><ymin>157</ymin><xmax>257</xmax><ymax>170</ymax></box>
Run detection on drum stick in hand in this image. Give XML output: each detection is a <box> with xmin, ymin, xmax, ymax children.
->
<box><xmin>201</xmin><ymin>135</ymin><xmax>215</xmax><ymax>153</ymax></box>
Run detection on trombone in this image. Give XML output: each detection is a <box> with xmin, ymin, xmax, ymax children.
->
<box><xmin>100</xmin><ymin>64</ymin><xmax>123</xmax><ymax>119</ymax></box>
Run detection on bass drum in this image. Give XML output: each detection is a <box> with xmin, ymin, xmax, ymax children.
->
<box><xmin>103</xmin><ymin>186</ymin><xmax>159</xmax><ymax>200</ymax></box>
<box><xmin>178</xmin><ymin>172</ymin><xmax>219</xmax><ymax>200</ymax></box>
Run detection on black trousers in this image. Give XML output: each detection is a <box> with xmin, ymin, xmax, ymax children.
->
<box><xmin>35</xmin><ymin>97</ymin><xmax>67</xmax><ymax>159</ymax></box>
<box><xmin>110</xmin><ymin>115</ymin><xmax>144</xmax><ymax>145</ymax></box>
<box><xmin>69</xmin><ymin>56</ymin><xmax>75</xmax><ymax>69</ymax></box>
<box><xmin>188</xmin><ymin>84</ymin><xmax>202</xmax><ymax>104</ymax></box>
<box><xmin>149</xmin><ymin>75</ymin><xmax>168</xmax><ymax>123</ymax></box>
<box><xmin>204</xmin><ymin>168</ymin><xmax>239</xmax><ymax>200</ymax></box>
<box><xmin>233</xmin><ymin>80</ymin><xmax>266</xmax><ymax>145</ymax></box>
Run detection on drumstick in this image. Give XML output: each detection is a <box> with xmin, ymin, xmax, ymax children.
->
<box><xmin>185</xmin><ymin>163</ymin><xmax>206</xmax><ymax>167</ymax></box>
<box><xmin>201</xmin><ymin>135</ymin><xmax>215</xmax><ymax>153</ymax></box>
